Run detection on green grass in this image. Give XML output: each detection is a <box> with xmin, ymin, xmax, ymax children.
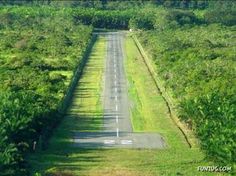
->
<box><xmin>28</xmin><ymin>35</ymin><xmax>226</xmax><ymax>176</ymax></box>
<box><xmin>66</xmin><ymin>40</ymin><xmax>105</xmax><ymax>133</ymax></box>
<box><xmin>49</xmin><ymin>71</ymin><xmax>73</xmax><ymax>86</ymax></box>
<box><xmin>125</xmin><ymin>35</ymin><xmax>187</xmax><ymax>147</ymax></box>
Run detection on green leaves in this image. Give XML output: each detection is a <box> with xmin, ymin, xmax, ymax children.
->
<box><xmin>0</xmin><ymin>143</ymin><xmax>17</xmax><ymax>165</ymax></box>
<box><xmin>0</xmin><ymin>6</ymin><xmax>93</xmax><ymax>174</ymax></box>
<box><xmin>73</xmin><ymin>8</ymin><xmax>133</xmax><ymax>29</ymax></box>
<box><xmin>180</xmin><ymin>92</ymin><xmax>236</xmax><ymax>164</ymax></box>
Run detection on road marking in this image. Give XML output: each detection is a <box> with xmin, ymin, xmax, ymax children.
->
<box><xmin>115</xmin><ymin>95</ymin><xmax>118</xmax><ymax>101</ymax></box>
<box><xmin>114</xmin><ymin>74</ymin><xmax>117</xmax><ymax>79</ymax></box>
<box><xmin>116</xmin><ymin>115</ymin><xmax>118</xmax><ymax>123</ymax></box>
<box><xmin>104</xmin><ymin>140</ymin><xmax>115</xmax><ymax>144</ymax></box>
<box><xmin>121</xmin><ymin>140</ymin><xmax>133</xmax><ymax>145</ymax></box>
<box><xmin>114</xmin><ymin>80</ymin><xmax>117</xmax><ymax>86</ymax></box>
<box><xmin>114</xmin><ymin>69</ymin><xmax>116</xmax><ymax>73</ymax></box>
<box><xmin>115</xmin><ymin>87</ymin><xmax>118</xmax><ymax>93</ymax></box>
<box><xmin>116</xmin><ymin>128</ymin><xmax>119</xmax><ymax>138</ymax></box>
<box><xmin>115</xmin><ymin>104</ymin><xmax>118</xmax><ymax>111</ymax></box>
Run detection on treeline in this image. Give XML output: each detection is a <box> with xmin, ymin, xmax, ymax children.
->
<box><xmin>68</xmin><ymin>3</ymin><xmax>235</xmax><ymax>30</ymax></box>
<box><xmin>1</xmin><ymin>1</ymin><xmax>235</xmax><ymax>28</ymax></box>
<box><xmin>133</xmin><ymin>6</ymin><xmax>236</xmax><ymax>165</ymax></box>
<box><xmin>0</xmin><ymin>7</ymin><xmax>92</xmax><ymax>175</ymax></box>
<box><xmin>72</xmin><ymin>2</ymin><xmax>235</xmax><ymax>28</ymax></box>
<box><xmin>129</xmin><ymin>6</ymin><xmax>235</xmax><ymax>30</ymax></box>
<box><xmin>73</xmin><ymin>8</ymin><xmax>134</xmax><ymax>29</ymax></box>
<box><xmin>1</xmin><ymin>0</ymin><xmax>235</xmax><ymax>10</ymax></box>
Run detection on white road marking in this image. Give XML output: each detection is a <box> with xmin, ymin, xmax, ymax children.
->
<box><xmin>114</xmin><ymin>69</ymin><xmax>116</xmax><ymax>73</ymax></box>
<box><xmin>115</xmin><ymin>87</ymin><xmax>118</xmax><ymax>93</ymax></box>
<box><xmin>104</xmin><ymin>140</ymin><xmax>115</xmax><ymax>144</ymax></box>
<box><xmin>116</xmin><ymin>128</ymin><xmax>119</xmax><ymax>137</ymax></box>
<box><xmin>114</xmin><ymin>74</ymin><xmax>117</xmax><ymax>79</ymax></box>
<box><xmin>116</xmin><ymin>115</ymin><xmax>118</xmax><ymax>123</ymax></box>
<box><xmin>115</xmin><ymin>95</ymin><xmax>118</xmax><ymax>101</ymax></box>
<box><xmin>114</xmin><ymin>81</ymin><xmax>117</xmax><ymax>86</ymax></box>
<box><xmin>115</xmin><ymin>104</ymin><xmax>118</xmax><ymax>111</ymax></box>
<box><xmin>121</xmin><ymin>140</ymin><xmax>133</xmax><ymax>145</ymax></box>
<box><xmin>73</xmin><ymin>139</ymin><xmax>79</xmax><ymax>143</ymax></box>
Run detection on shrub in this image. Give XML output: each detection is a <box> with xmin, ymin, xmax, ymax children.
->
<box><xmin>204</xmin><ymin>10</ymin><xmax>236</xmax><ymax>26</ymax></box>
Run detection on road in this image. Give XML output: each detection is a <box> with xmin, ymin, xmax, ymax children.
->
<box><xmin>74</xmin><ymin>32</ymin><xmax>165</xmax><ymax>148</ymax></box>
<box><xmin>103</xmin><ymin>32</ymin><xmax>132</xmax><ymax>134</ymax></box>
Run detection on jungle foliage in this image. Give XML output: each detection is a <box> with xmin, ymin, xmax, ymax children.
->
<box><xmin>0</xmin><ymin>7</ymin><xmax>92</xmax><ymax>175</ymax></box>
<box><xmin>135</xmin><ymin>6</ymin><xmax>236</xmax><ymax>165</ymax></box>
<box><xmin>0</xmin><ymin>1</ymin><xmax>235</xmax><ymax>175</ymax></box>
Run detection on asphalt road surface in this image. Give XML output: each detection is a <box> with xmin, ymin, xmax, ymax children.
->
<box><xmin>74</xmin><ymin>32</ymin><xmax>166</xmax><ymax>149</ymax></box>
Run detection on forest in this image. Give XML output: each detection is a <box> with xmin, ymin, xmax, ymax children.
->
<box><xmin>0</xmin><ymin>0</ymin><xmax>235</xmax><ymax>175</ymax></box>
<box><xmin>0</xmin><ymin>6</ymin><xmax>93</xmax><ymax>175</ymax></box>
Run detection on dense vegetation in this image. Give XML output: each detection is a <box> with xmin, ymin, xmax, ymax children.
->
<box><xmin>134</xmin><ymin>6</ymin><xmax>236</xmax><ymax>165</ymax></box>
<box><xmin>1</xmin><ymin>0</ymin><xmax>233</xmax><ymax>10</ymax></box>
<box><xmin>73</xmin><ymin>8</ymin><xmax>134</xmax><ymax>29</ymax></box>
<box><xmin>0</xmin><ymin>0</ymin><xmax>235</xmax><ymax>175</ymax></box>
<box><xmin>0</xmin><ymin>7</ymin><xmax>92</xmax><ymax>175</ymax></box>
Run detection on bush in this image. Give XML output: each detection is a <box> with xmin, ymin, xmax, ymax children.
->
<box><xmin>180</xmin><ymin>92</ymin><xmax>236</xmax><ymax>163</ymax></box>
<box><xmin>167</xmin><ymin>9</ymin><xmax>200</xmax><ymax>25</ymax></box>
<box><xmin>129</xmin><ymin>10</ymin><xmax>155</xmax><ymax>30</ymax></box>
<box><xmin>73</xmin><ymin>8</ymin><xmax>134</xmax><ymax>29</ymax></box>
<box><xmin>204</xmin><ymin>10</ymin><xmax>236</xmax><ymax>26</ymax></box>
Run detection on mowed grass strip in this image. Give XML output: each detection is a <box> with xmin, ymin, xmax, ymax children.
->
<box><xmin>124</xmin><ymin>35</ymin><xmax>186</xmax><ymax>148</ymax></box>
<box><xmin>28</xmin><ymin>35</ymin><xmax>222</xmax><ymax>176</ymax></box>
<box><xmin>67</xmin><ymin>37</ymin><xmax>105</xmax><ymax>133</ymax></box>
